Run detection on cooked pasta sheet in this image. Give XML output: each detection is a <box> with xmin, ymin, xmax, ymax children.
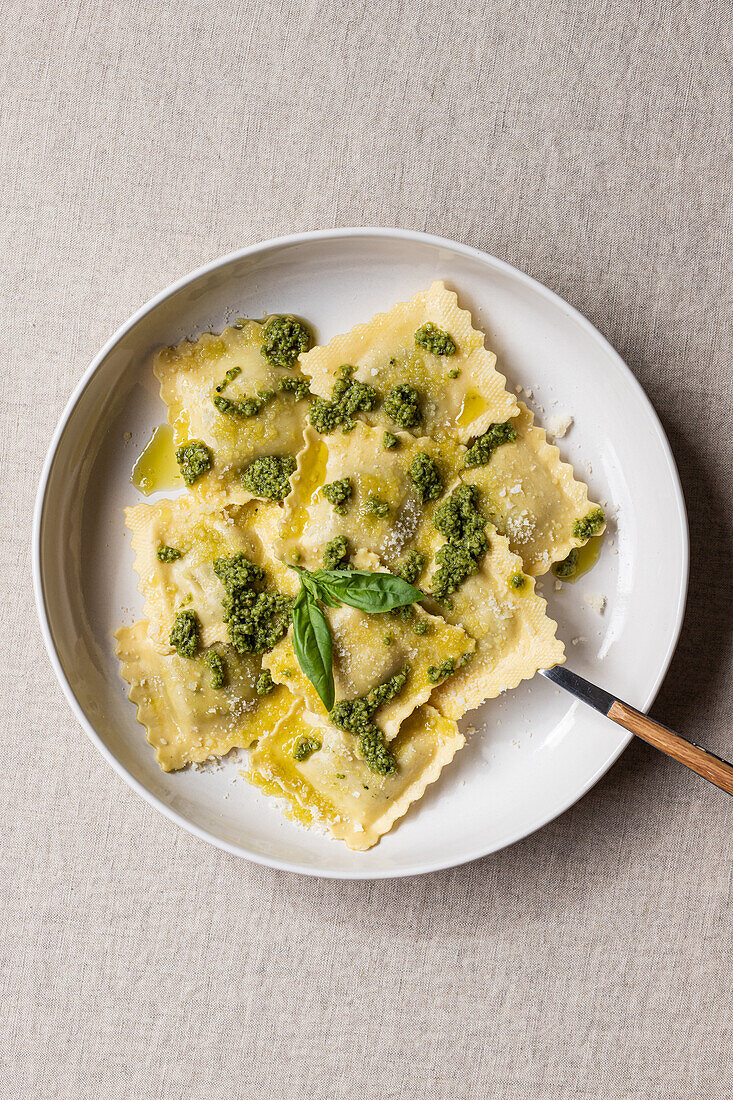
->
<box><xmin>277</xmin><ymin>422</ymin><xmax>465</xmax><ymax>572</ymax></box>
<box><xmin>246</xmin><ymin>701</ymin><xmax>464</xmax><ymax>850</ymax></box>
<box><xmin>460</xmin><ymin>403</ymin><xmax>606</xmax><ymax>574</ymax></box>
<box><xmin>423</xmin><ymin>524</ymin><xmax>565</xmax><ymax>720</ymax></box>
<box><xmin>126</xmin><ymin>495</ymin><xmax>289</xmax><ymax>652</ymax></box>
<box><xmin>264</xmin><ymin>550</ymin><xmax>474</xmax><ymax>735</ymax></box>
<box><xmin>299</xmin><ymin>281</ymin><xmax>518</xmax><ymax>443</ymax></box>
<box><xmin>154</xmin><ymin>322</ymin><xmax>310</xmax><ymax>510</ymax></box>
<box><xmin>115</xmin><ymin>620</ymin><xmax>298</xmax><ymax>771</ymax></box>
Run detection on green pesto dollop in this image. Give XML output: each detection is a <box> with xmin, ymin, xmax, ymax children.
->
<box><xmin>365</xmin><ymin>494</ymin><xmax>389</xmax><ymax>518</ymax></box>
<box><xmin>382</xmin><ymin>431</ymin><xmax>399</xmax><ymax>450</ymax></box>
<box><xmin>409</xmin><ymin>452</ymin><xmax>443</xmax><ymax>502</ymax></box>
<box><xmin>448</xmin><ymin>368</ymin><xmax>461</xmax><ymax>379</ymax></box>
<box><xmin>213</xmin><ymin>387</ymin><xmax>275</xmax><ymax>418</ymax></box>
<box><xmin>321</xmin><ymin>477</ymin><xmax>353</xmax><ymax>515</ymax></box>
<box><xmin>329</xmin><ymin>666</ymin><xmax>409</xmax><ymax>776</ymax></box>
<box><xmin>260</xmin><ymin>316</ymin><xmax>312</xmax><ymax>368</ymax></box>
<box><xmin>427</xmin><ymin>658</ymin><xmax>456</xmax><ymax>684</ymax></box>
<box><xmin>213</xmin><ymin>552</ymin><xmax>292</xmax><ymax>655</ymax></box>
<box><xmin>553</xmin><ymin>548</ymin><xmax>578</xmax><ymax>579</ymax></box>
<box><xmin>384</xmin><ymin>384</ymin><xmax>421</xmax><ymax>430</ymax></box>
<box><xmin>202</xmin><ymin>650</ymin><xmax>226</xmax><ymax>689</ymax></box>
<box><xmin>156</xmin><ymin>545</ymin><xmax>182</xmax><ymax>563</ymax></box>
<box><xmin>510</xmin><ymin>572</ymin><xmax>527</xmax><ymax>589</ymax></box>
<box><xmin>464</xmin><ymin>421</ymin><xmax>517</xmax><ymax>467</ymax></box>
<box><xmin>176</xmin><ymin>440</ymin><xmax>212</xmax><ymax>486</ymax></box>
<box><xmin>293</xmin><ymin>735</ymin><xmax>321</xmax><ymax>761</ymax></box>
<box><xmin>309</xmin><ymin>367</ymin><xmax>379</xmax><ymax>434</ymax></box>
<box><xmin>278</xmin><ymin>376</ymin><xmax>311</xmax><ymax>401</ymax></box>
<box><xmin>431</xmin><ymin>483</ymin><xmax>489</xmax><ymax>601</ymax></box>
<box><xmin>427</xmin><ymin>653</ymin><xmax>471</xmax><ymax>684</ymax></box>
<box><xmin>414</xmin><ymin>322</ymin><xmax>457</xmax><ymax>357</ymax></box>
<box><xmin>169</xmin><ymin>609</ymin><xmax>200</xmax><ymax>659</ymax></box>
<box><xmin>572</xmin><ymin>507</ymin><xmax>605</xmax><ymax>541</ymax></box>
<box><xmin>412</xmin><ymin>618</ymin><xmax>428</xmax><ymax>636</ymax></box>
<box><xmin>242</xmin><ymin>454</ymin><xmax>296</xmax><ymax>501</ymax></box>
<box><xmin>322</xmin><ymin>535</ymin><xmax>351</xmax><ymax>571</ymax></box>
<box><xmin>255</xmin><ymin>668</ymin><xmax>276</xmax><ymax>695</ymax></box>
<box><xmin>394</xmin><ymin>549</ymin><xmax>425</xmax><ymax>586</ymax></box>
<box><xmin>215</xmin><ymin>366</ymin><xmax>241</xmax><ymax>391</ymax></box>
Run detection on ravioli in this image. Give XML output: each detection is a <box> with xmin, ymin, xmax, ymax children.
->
<box><xmin>126</xmin><ymin>495</ymin><xmax>289</xmax><ymax>653</ymax></box>
<box><xmin>278</xmin><ymin>422</ymin><xmax>465</xmax><ymax>572</ymax></box>
<box><xmin>115</xmin><ymin>620</ymin><xmax>297</xmax><ymax>771</ymax></box>
<box><xmin>117</xmin><ymin>281</ymin><xmax>606</xmax><ymax>850</ymax></box>
<box><xmin>299</xmin><ymin>281</ymin><xmax>518</xmax><ymax>443</ymax></box>
<box><xmin>264</xmin><ymin>554</ymin><xmax>475</xmax><ymax>736</ymax></box>
<box><xmin>423</xmin><ymin>521</ymin><xmax>565</xmax><ymax>720</ymax></box>
<box><xmin>154</xmin><ymin>321</ymin><xmax>309</xmax><ymax>509</ymax></box>
<box><xmin>245</xmin><ymin>701</ymin><xmax>464</xmax><ymax>850</ymax></box>
<box><xmin>460</xmin><ymin>403</ymin><xmax>606</xmax><ymax>574</ymax></box>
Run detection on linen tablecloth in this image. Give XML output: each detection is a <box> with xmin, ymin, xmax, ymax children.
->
<box><xmin>2</xmin><ymin>1</ymin><xmax>731</xmax><ymax>1095</ymax></box>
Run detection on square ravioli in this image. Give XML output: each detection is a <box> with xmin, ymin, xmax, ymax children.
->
<box><xmin>154</xmin><ymin>321</ymin><xmax>311</xmax><ymax>509</ymax></box>
<box><xmin>245</xmin><ymin>701</ymin><xmax>464</xmax><ymax>850</ymax></box>
<box><xmin>422</xmin><ymin>509</ymin><xmax>565</xmax><ymax>720</ymax></box>
<box><xmin>460</xmin><ymin>402</ymin><xmax>606</xmax><ymax>574</ymax></box>
<box><xmin>299</xmin><ymin>281</ymin><xmax>518</xmax><ymax>443</ymax></box>
<box><xmin>115</xmin><ymin>620</ymin><xmax>298</xmax><ymax>771</ymax></box>
<box><xmin>125</xmin><ymin>495</ymin><xmax>293</xmax><ymax>653</ymax></box>
<box><xmin>277</xmin><ymin>421</ymin><xmax>465</xmax><ymax>572</ymax></box>
<box><xmin>263</xmin><ymin>565</ymin><xmax>475</xmax><ymax>737</ymax></box>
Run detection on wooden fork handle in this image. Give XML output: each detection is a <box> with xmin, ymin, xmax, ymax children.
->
<box><xmin>608</xmin><ymin>700</ymin><xmax>733</xmax><ymax>795</ymax></box>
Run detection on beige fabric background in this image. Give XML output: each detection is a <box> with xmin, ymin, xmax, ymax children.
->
<box><xmin>2</xmin><ymin>0</ymin><xmax>732</xmax><ymax>1096</ymax></box>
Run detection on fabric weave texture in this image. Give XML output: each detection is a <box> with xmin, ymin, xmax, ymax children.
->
<box><xmin>2</xmin><ymin>0</ymin><xmax>731</xmax><ymax>1096</ymax></box>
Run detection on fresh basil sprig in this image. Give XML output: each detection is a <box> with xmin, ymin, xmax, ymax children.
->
<box><xmin>288</xmin><ymin>565</ymin><xmax>423</xmax><ymax>708</ymax></box>
<box><xmin>291</xmin><ymin>588</ymin><xmax>334</xmax><ymax>711</ymax></box>
<box><xmin>308</xmin><ymin>568</ymin><xmax>423</xmax><ymax>613</ymax></box>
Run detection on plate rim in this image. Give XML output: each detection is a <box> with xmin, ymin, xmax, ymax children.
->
<box><xmin>32</xmin><ymin>226</ymin><xmax>690</xmax><ymax>879</ymax></box>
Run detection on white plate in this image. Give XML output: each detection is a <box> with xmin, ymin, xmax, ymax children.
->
<box><xmin>33</xmin><ymin>229</ymin><xmax>688</xmax><ymax>879</ymax></box>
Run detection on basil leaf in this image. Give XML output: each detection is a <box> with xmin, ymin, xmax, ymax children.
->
<box><xmin>313</xmin><ymin>569</ymin><xmax>423</xmax><ymax>613</ymax></box>
<box><xmin>288</xmin><ymin>564</ymin><xmax>339</xmax><ymax>606</ymax></box>
<box><xmin>291</xmin><ymin>588</ymin><xmax>334</xmax><ymax>711</ymax></box>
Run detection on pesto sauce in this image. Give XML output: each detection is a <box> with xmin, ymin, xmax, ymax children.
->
<box><xmin>464</xmin><ymin>421</ymin><xmax>517</xmax><ymax>468</ymax></box>
<box><xmin>309</xmin><ymin>366</ymin><xmax>379</xmax><ymax>434</ymax></box>
<box><xmin>170</xmin><ymin>609</ymin><xmax>200</xmax><ymax>659</ymax></box>
<box><xmin>175</xmin><ymin>440</ymin><xmax>212</xmax><ymax>486</ymax></box>
<box><xmin>384</xmin><ymin>384</ymin><xmax>421</xmax><ymax>430</ymax></box>
<box><xmin>242</xmin><ymin>455</ymin><xmax>296</xmax><ymax>501</ymax></box>
<box><xmin>553</xmin><ymin>548</ymin><xmax>578</xmax><ymax>579</ymax></box>
<box><xmin>256</xmin><ymin>669</ymin><xmax>276</xmax><ymax>695</ymax></box>
<box><xmin>329</xmin><ymin>666</ymin><xmax>410</xmax><ymax>776</ymax></box>
<box><xmin>278</xmin><ymin>376</ymin><xmax>311</xmax><ymax>400</ymax></box>
<box><xmin>427</xmin><ymin>652</ymin><xmax>471</xmax><ymax>684</ymax></box>
<box><xmin>260</xmin><ymin>316</ymin><xmax>312</xmax><ymax>368</ymax></box>
<box><xmin>213</xmin><ymin>552</ymin><xmax>292</xmax><ymax>655</ymax></box>
<box><xmin>365</xmin><ymin>494</ymin><xmax>389</xmax><ymax>518</ymax></box>
<box><xmin>393</xmin><ymin>550</ymin><xmax>425</xmax><ymax>586</ymax></box>
<box><xmin>322</xmin><ymin>535</ymin><xmax>351</xmax><ymax>571</ymax></box>
<box><xmin>382</xmin><ymin>431</ymin><xmax>399</xmax><ymax>450</ymax></box>
<box><xmin>293</xmin><ymin>735</ymin><xmax>321</xmax><ymax>761</ymax></box>
<box><xmin>572</xmin><ymin>507</ymin><xmax>605</xmax><ymax>541</ymax></box>
<box><xmin>213</xmin><ymin>389</ymin><xmax>275</xmax><ymax>419</ymax></box>
<box><xmin>202</xmin><ymin>650</ymin><xmax>226</xmax><ymax>689</ymax></box>
<box><xmin>431</xmin><ymin>483</ymin><xmax>489</xmax><ymax>601</ymax></box>
<box><xmin>414</xmin><ymin>322</ymin><xmax>457</xmax><ymax>356</ymax></box>
<box><xmin>408</xmin><ymin>452</ymin><xmax>443</xmax><ymax>502</ymax></box>
<box><xmin>321</xmin><ymin>477</ymin><xmax>353</xmax><ymax>515</ymax></box>
<box><xmin>157</xmin><ymin>545</ymin><xmax>182</xmax><ymax>563</ymax></box>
